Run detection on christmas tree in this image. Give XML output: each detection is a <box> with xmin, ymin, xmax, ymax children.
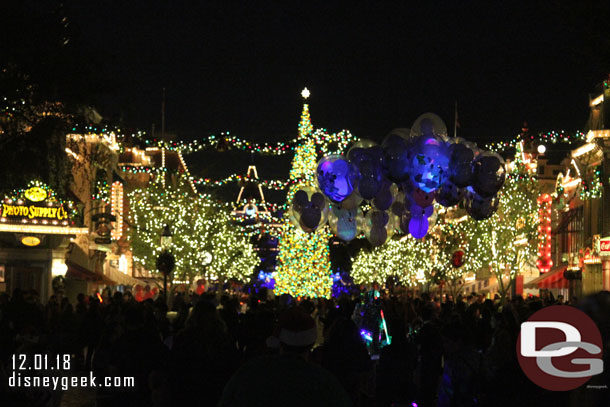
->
<box><xmin>275</xmin><ymin>89</ymin><xmax>333</xmax><ymax>298</ymax></box>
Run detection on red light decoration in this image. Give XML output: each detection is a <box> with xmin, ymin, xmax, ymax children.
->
<box><xmin>536</xmin><ymin>194</ymin><xmax>553</xmax><ymax>273</ymax></box>
<box><xmin>451</xmin><ymin>250</ymin><xmax>465</xmax><ymax>268</ymax></box>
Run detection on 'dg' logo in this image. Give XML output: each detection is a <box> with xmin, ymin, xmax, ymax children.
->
<box><xmin>517</xmin><ymin>305</ymin><xmax>604</xmax><ymax>391</ymax></box>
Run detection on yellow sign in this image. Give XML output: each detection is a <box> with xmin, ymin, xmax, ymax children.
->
<box><xmin>24</xmin><ymin>187</ymin><xmax>48</xmax><ymax>202</ymax></box>
<box><xmin>21</xmin><ymin>236</ymin><xmax>41</xmax><ymax>246</ymax></box>
<box><xmin>1</xmin><ymin>204</ymin><xmax>68</xmax><ymax>220</ymax></box>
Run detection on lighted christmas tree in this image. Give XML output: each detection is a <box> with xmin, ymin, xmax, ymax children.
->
<box><xmin>275</xmin><ymin>89</ymin><xmax>333</xmax><ymax>298</ymax></box>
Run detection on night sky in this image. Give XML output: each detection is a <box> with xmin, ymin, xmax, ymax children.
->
<box><xmin>4</xmin><ymin>1</ymin><xmax>610</xmax><ymax>197</ymax></box>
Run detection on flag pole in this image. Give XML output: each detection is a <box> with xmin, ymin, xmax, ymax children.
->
<box><xmin>454</xmin><ymin>100</ymin><xmax>458</xmax><ymax>138</ymax></box>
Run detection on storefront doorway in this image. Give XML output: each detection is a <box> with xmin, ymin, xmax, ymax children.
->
<box><xmin>4</xmin><ymin>266</ymin><xmax>46</xmax><ymax>298</ymax></box>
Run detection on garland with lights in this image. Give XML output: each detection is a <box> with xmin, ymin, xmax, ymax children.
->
<box><xmin>92</xmin><ymin>180</ymin><xmax>110</xmax><ymax>203</ymax></box>
<box><xmin>194</xmin><ymin>174</ymin><xmax>299</xmax><ymax>190</ymax></box>
<box><xmin>487</xmin><ymin>130</ymin><xmax>586</xmax><ymax>152</ymax></box>
<box><xmin>580</xmin><ymin>165</ymin><xmax>603</xmax><ymax>200</ymax></box>
<box><xmin>126</xmin><ymin>124</ymin><xmax>357</xmax><ymax>157</ymax></box>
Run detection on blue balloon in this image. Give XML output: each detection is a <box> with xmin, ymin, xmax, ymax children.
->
<box><xmin>317</xmin><ymin>155</ymin><xmax>355</xmax><ymax>203</ymax></box>
<box><xmin>372</xmin><ymin>182</ymin><xmax>394</xmax><ymax>211</ymax></box>
<box><xmin>300</xmin><ymin>206</ymin><xmax>322</xmax><ymax>231</ymax></box>
<box><xmin>448</xmin><ymin>141</ymin><xmax>475</xmax><ymax>187</ymax></box>
<box><xmin>436</xmin><ymin>179</ymin><xmax>465</xmax><ymax>207</ymax></box>
<box><xmin>329</xmin><ymin>206</ymin><xmax>359</xmax><ymax>242</ymax></box>
<box><xmin>382</xmin><ymin>133</ymin><xmax>411</xmax><ymax>183</ymax></box>
<box><xmin>349</xmin><ymin>146</ymin><xmax>385</xmax><ymax>200</ymax></box>
<box><xmin>471</xmin><ymin>152</ymin><xmax>506</xmax><ymax>198</ymax></box>
<box><xmin>409</xmin><ymin>216</ymin><xmax>429</xmax><ymax>239</ymax></box>
<box><xmin>465</xmin><ymin>190</ymin><xmax>499</xmax><ymax>220</ymax></box>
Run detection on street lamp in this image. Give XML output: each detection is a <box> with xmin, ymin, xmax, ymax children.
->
<box><xmin>161</xmin><ymin>224</ymin><xmax>172</xmax><ymax>248</ymax></box>
<box><xmin>157</xmin><ymin>224</ymin><xmax>175</xmax><ymax>305</ymax></box>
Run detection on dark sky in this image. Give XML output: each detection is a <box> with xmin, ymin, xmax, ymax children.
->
<box><xmin>4</xmin><ymin>0</ymin><xmax>610</xmax><ymax>197</ymax></box>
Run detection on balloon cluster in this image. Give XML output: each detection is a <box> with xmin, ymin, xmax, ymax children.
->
<box><xmin>290</xmin><ymin>113</ymin><xmax>506</xmax><ymax>246</ymax></box>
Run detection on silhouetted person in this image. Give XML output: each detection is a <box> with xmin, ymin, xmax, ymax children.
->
<box><xmin>220</xmin><ymin>306</ymin><xmax>352</xmax><ymax>407</ymax></box>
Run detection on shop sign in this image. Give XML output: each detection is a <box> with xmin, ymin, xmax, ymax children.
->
<box><xmin>1</xmin><ymin>183</ymin><xmax>72</xmax><ymax>224</ymax></box>
<box><xmin>1</xmin><ymin>202</ymin><xmax>68</xmax><ymax>221</ymax></box>
<box><xmin>600</xmin><ymin>236</ymin><xmax>610</xmax><ymax>256</ymax></box>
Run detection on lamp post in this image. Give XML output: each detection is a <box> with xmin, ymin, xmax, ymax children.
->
<box><xmin>201</xmin><ymin>250</ymin><xmax>213</xmax><ymax>294</ymax></box>
<box><xmin>157</xmin><ymin>224</ymin><xmax>175</xmax><ymax>305</ymax></box>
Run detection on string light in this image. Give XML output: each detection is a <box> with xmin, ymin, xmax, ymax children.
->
<box><xmin>536</xmin><ymin>194</ymin><xmax>553</xmax><ymax>273</ymax></box>
<box><xmin>110</xmin><ymin>181</ymin><xmax>124</xmax><ymax>240</ymax></box>
<box><xmin>487</xmin><ymin>130</ymin><xmax>586</xmax><ymax>152</ymax></box>
<box><xmin>580</xmin><ymin>165</ymin><xmax>603</xmax><ymax>200</ymax></box>
<box><xmin>123</xmin><ymin>126</ymin><xmax>357</xmax><ymax>157</ymax></box>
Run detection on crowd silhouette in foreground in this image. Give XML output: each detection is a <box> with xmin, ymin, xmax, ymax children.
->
<box><xmin>0</xmin><ymin>286</ymin><xmax>609</xmax><ymax>407</ymax></box>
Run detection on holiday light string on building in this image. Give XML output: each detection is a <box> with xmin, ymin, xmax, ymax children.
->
<box><xmin>580</xmin><ymin>165</ymin><xmax>603</xmax><ymax>200</ymax></box>
<box><xmin>119</xmin><ymin>165</ymin><xmax>169</xmax><ymax>175</ymax></box>
<box><xmin>536</xmin><ymin>194</ymin><xmax>553</xmax><ymax>273</ymax></box>
<box><xmin>110</xmin><ymin>181</ymin><xmax>124</xmax><ymax>240</ymax></box>
<box><xmin>92</xmin><ymin>180</ymin><xmax>110</xmax><ymax>203</ymax></box>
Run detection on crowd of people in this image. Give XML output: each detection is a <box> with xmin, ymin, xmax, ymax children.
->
<box><xmin>0</xmin><ymin>286</ymin><xmax>609</xmax><ymax>407</ymax></box>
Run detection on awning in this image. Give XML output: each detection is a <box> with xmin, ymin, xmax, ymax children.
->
<box><xmin>524</xmin><ymin>266</ymin><xmax>569</xmax><ymax>289</ymax></box>
<box><xmin>105</xmin><ymin>266</ymin><xmax>143</xmax><ymax>286</ymax></box>
<box><xmin>65</xmin><ymin>260</ymin><xmax>116</xmax><ymax>285</ymax></box>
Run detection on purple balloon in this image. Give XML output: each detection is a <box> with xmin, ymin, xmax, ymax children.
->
<box><xmin>471</xmin><ymin>152</ymin><xmax>506</xmax><ymax>197</ymax></box>
<box><xmin>368</xmin><ymin>226</ymin><xmax>388</xmax><ymax>247</ymax></box>
<box><xmin>448</xmin><ymin>141</ymin><xmax>475</xmax><ymax>187</ymax></box>
<box><xmin>373</xmin><ymin>185</ymin><xmax>393</xmax><ymax>211</ymax></box>
<box><xmin>293</xmin><ymin>190</ymin><xmax>309</xmax><ymax>213</ymax></box>
<box><xmin>310</xmin><ymin>192</ymin><xmax>326</xmax><ymax>210</ymax></box>
<box><xmin>300</xmin><ymin>206</ymin><xmax>321</xmax><ymax>231</ymax></box>
<box><xmin>409</xmin><ymin>216</ymin><xmax>429</xmax><ymax>239</ymax></box>
<box><xmin>436</xmin><ymin>179</ymin><xmax>465</xmax><ymax>207</ymax></box>
<box><xmin>382</xmin><ymin>133</ymin><xmax>410</xmax><ymax>183</ymax></box>
<box><xmin>316</xmin><ymin>155</ymin><xmax>355</xmax><ymax>202</ymax></box>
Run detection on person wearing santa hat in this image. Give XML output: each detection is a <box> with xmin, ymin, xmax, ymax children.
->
<box><xmin>220</xmin><ymin>306</ymin><xmax>352</xmax><ymax>406</ymax></box>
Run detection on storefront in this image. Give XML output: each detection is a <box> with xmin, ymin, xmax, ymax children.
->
<box><xmin>0</xmin><ymin>184</ymin><xmax>88</xmax><ymax>302</ymax></box>
<box><xmin>523</xmin><ymin>265</ymin><xmax>570</xmax><ymax>300</ymax></box>
<box><xmin>598</xmin><ymin>236</ymin><xmax>610</xmax><ymax>290</ymax></box>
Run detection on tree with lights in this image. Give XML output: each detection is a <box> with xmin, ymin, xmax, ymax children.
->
<box><xmin>467</xmin><ymin>160</ymin><xmax>540</xmax><ymax>301</ymax></box>
<box><xmin>275</xmin><ymin>90</ymin><xmax>333</xmax><ymax>298</ymax></box>
<box><xmin>424</xmin><ymin>215</ymin><xmax>482</xmax><ymax>300</ymax></box>
<box><xmin>128</xmin><ymin>177</ymin><xmax>259</xmax><ymax>286</ymax></box>
<box><xmin>351</xmin><ymin>237</ymin><xmax>434</xmax><ymax>286</ymax></box>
